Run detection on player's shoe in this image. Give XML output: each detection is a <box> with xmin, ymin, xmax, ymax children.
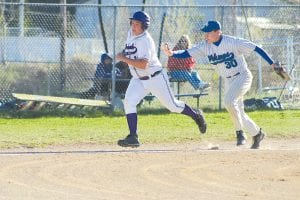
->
<box><xmin>195</xmin><ymin>109</ymin><xmax>207</xmax><ymax>134</ymax></box>
<box><xmin>250</xmin><ymin>129</ymin><xmax>265</xmax><ymax>149</ymax></box>
<box><xmin>236</xmin><ymin>130</ymin><xmax>246</xmax><ymax>146</ymax></box>
<box><xmin>118</xmin><ymin>134</ymin><xmax>140</xmax><ymax>148</ymax></box>
<box><xmin>198</xmin><ymin>82</ymin><xmax>210</xmax><ymax>90</ymax></box>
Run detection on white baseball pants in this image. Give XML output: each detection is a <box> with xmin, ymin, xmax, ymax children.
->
<box><xmin>124</xmin><ymin>70</ymin><xmax>185</xmax><ymax>114</ymax></box>
<box><xmin>224</xmin><ymin>71</ymin><xmax>260</xmax><ymax>136</ymax></box>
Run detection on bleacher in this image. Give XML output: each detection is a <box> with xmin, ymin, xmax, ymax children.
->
<box><xmin>143</xmin><ymin>78</ymin><xmax>209</xmax><ymax>109</ymax></box>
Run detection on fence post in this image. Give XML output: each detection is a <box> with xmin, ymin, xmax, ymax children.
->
<box><xmin>19</xmin><ymin>0</ymin><xmax>24</xmax><ymax>37</ymax></box>
<box><xmin>1</xmin><ymin>4</ymin><xmax>7</xmax><ymax>65</ymax></box>
<box><xmin>287</xmin><ymin>36</ymin><xmax>294</xmax><ymax>73</ymax></box>
<box><xmin>59</xmin><ymin>0</ymin><xmax>67</xmax><ymax>92</ymax></box>
<box><xmin>111</xmin><ymin>5</ymin><xmax>117</xmax><ymax>110</ymax></box>
<box><xmin>258</xmin><ymin>57</ymin><xmax>262</xmax><ymax>94</ymax></box>
<box><xmin>218</xmin><ymin>6</ymin><xmax>225</xmax><ymax>111</ymax></box>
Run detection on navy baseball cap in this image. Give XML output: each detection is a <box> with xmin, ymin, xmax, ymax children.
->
<box><xmin>201</xmin><ymin>20</ymin><xmax>221</xmax><ymax>32</ymax></box>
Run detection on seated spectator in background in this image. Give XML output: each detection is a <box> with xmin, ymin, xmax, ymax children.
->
<box><xmin>167</xmin><ymin>35</ymin><xmax>209</xmax><ymax>90</ymax></box>
<box><xmin>81</xmin><ymin>53</ymin><xmax>131</xmax><ymax>99</ymax></box>
<box><xmin>94</xmin><ymin>53</ymin><xmax>114</xmax><ymax>96</ymax></box>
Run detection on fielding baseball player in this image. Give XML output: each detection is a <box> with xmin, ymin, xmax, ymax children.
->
<box><xmin>162</xmin><ymin>20</ymin><xmax>279</xmax><ymax>149</ymax></box>
<box><xmin>116</xmin><ymin>11</ymin><xmax>206</xmax><ymax>147</ymax></box>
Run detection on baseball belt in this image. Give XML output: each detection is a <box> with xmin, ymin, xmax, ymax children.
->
<box><xmin>139</xmin><ymin>70</ymin><xmax>162</xmax><ymax>80</ymax></box>
<box><xmin>226</xmin><ymin>72</ymin><xmax>241</xmax><ymax>79</ymax></box>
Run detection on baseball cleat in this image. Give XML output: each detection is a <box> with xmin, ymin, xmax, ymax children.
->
<box><xmin>195</xmin><ymin>109</ymin><xmax>207</xmax><ymax>134</ymax></box>
<box><xmin>118</xmin><ymin>134</ymin><xmax>140</xmax><ymax>148</ymax></box>
<box><xmin>236</xmin><ymin>130</ymin><xmax>246</xmax><ymax>146</ymax></box>
<box><xmin>251</xmin><ymin>129</ymin><xmax>265</xmax><ymax>149</ymax></box>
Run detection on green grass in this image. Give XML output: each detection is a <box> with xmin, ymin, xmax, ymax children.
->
<box><xmin>0</xmin><ymin>109</ymin><xmax>299</xmax><ymax>149</ymax></box>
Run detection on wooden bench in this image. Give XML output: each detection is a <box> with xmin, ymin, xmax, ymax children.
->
<box><xmin>12</xmin><ymin>93</ymin><xmax>111</xmax><ymax>111</ymax></box>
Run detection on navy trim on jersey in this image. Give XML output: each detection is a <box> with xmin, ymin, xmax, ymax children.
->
<box><xmin>254</xmin><ymin>46</ymin><xmax>274</xmax><ymax>65</ymax></box>
<box><xmin>172</xmin><ymin>50</ymin><xmax>191</xmax><ymax>58</ymax></box>
<box><xmin>213</xmin><ymin>35</ymin><xmax>222</xmax><ymax>46</ymax></box>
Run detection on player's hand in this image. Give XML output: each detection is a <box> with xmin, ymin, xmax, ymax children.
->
<box><xmin>116</xmin><ymin>52</ymin><xmax>126</xmax><ymax>62</ymax></box>
<box><xmin>160</xmin><ymin>43</ymin><xmax>173</xmax><ymax>57</ymax></box>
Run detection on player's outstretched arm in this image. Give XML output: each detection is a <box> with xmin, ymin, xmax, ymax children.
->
<box><xmin>161</xmin><ymin>42</ymin><xmax>192</xmax><ymax>59</ymax></box>
<box><xmin>254</xmin><ymin>46</ymin><xmax>290</xmax><ymax>80</ymax></box>
<box><xmin>254</xmin><ymin>46</ymin><xmax>274</xmax><ymax>66</ymax></box>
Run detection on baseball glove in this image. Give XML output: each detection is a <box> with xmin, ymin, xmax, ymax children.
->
<box><xmin>273</xmin><ymin>61</ymin><xmax>290</xmax><ymax>81</ymax></box>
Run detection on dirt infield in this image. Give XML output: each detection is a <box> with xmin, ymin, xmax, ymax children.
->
<box><xmin>0</xmin><ymin>138</ymin><xmax>299</xmax><ymax>200</ymax></box>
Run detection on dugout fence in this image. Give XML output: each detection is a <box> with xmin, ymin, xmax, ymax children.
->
<box><xmin>0</xmin><ymin>3</ymin><xmax>299</xmax><ymax>110</ymax></box>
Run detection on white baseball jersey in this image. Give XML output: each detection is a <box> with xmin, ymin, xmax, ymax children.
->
<box><xmin>188</xmin><ymin>34</ymin><xmax>260</xmax><ymax>135</ymax></box>
<box><xmin>188</xmin><ymin>34</ymin><xmax>256</xmax><ymax>78</ymax></box>
<box><xmin>122</xmin><ymin>29</ymin><xmax>185</xmax><ymax>114</ymax></box>
<box><xmin>124</xmin><ymin>30</ymin><xmax>162</xmax><ymax>78</ymax></box>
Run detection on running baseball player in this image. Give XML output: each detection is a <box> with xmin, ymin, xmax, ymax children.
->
<box><xmin>116</xmin><ymin>11</ymin><xmax>206</xmax><ymax>147</ymax></box>
<box><xmin>162</xmin><ymin>20</ymin><xmax>279</xmax><ymax>149</ymax></box>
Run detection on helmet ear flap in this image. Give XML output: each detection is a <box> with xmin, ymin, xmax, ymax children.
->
<box><xmin>143</xmin><ymin>23</ymin><xmax>148</xmax><ymax>30</ymax></box>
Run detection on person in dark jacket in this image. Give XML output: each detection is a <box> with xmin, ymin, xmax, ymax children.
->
<box><xmin>81</xmin><ymin>53</ymin><xmax>131</xmax><ymax>99</ymax></box>
<box><xmin>81</xmin><ymin>53</ymin><xmax>114</xmax><ymax>99</ymax></box>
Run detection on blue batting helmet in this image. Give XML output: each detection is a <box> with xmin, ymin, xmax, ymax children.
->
<box><xmin>130</xmin><ymin>11</ymin><xmax>150</xmax><ymax>30</ymax></box>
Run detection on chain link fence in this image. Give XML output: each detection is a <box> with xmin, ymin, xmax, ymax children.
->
<box><xmin>0</xmin><ymin>3</ymin><xmax>299</xmax><ymax>110</ymax></box>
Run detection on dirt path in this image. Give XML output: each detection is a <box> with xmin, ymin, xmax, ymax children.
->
<box><xmin>0</xmin><ymin>139</ymin><xmax>299</xmax><ymax>200</ymax></box>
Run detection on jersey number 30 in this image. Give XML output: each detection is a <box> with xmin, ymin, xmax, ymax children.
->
<box><xmin>225</xmin><ymin>59</ymin><xmax>238</xmax><ymax>69</ymax></box>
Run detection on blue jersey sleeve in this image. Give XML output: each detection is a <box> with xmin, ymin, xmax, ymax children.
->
<box><xmin>254</xmin><ymin>46</ymin><xmax>274</xmax><ymax>65</ymax></box>
<box><xmin>172</xmin><ymin>50</ymin><xmax>192</xmax><ymax>59</ymax></box>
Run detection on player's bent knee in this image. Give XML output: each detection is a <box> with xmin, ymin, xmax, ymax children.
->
<box><xmin>123</xmin><ymin>99</ymin><xmax>138</xmax><ymax>114</ymax></box>
<box><xmin>160</xmin><ymin>99</ymin><xmax>185</xmax><ymax>113</ymax></box>
<box><xmin>165</xmin><ymin>104</ymin><xmax>184</xmax><ymax>113</ymax></box>
<box><xmin>224</xmin><ymin>100</ymin><xmax>235</xmax><ymax>110</ymax></box>
<box><xmin>224</xmin><ymin>96</ymin><xmax>235</xmax><ymax>107</ymax></box>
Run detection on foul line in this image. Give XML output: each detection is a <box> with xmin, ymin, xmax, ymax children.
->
<box><xmin>0</xmin><ymin>147</ymin><xmax>299</xmax><ymax>156</ymax></box>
